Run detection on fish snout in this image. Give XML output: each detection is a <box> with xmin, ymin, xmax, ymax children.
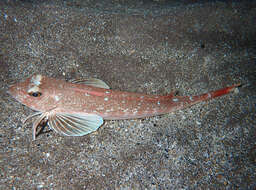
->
<box><xmin>7</xmin><ymin>83</ymin><xmax>22</xmax><ymax>98</ymax></box>
<box><xmin>6</xmin><ymin>89</ymin><xmax>11</xmax><ymax>95</ymax></box>
<box><xmin>7</xmin><ymin>84</ymin><xmax>15</xmax><ymax>95</ymax></box>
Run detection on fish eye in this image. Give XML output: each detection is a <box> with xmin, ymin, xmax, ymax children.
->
<box><xmin>29</xmin><ymin>92</ymin><xmax>42</xmax><ymax>97</ymax></box>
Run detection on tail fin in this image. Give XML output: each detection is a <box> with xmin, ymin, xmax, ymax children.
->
<box><xmin>189</xmin><ymin>83</ymin><xmax>241</xmax><ymax>105</ymax></box>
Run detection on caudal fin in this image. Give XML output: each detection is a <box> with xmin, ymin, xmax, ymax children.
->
<box><xmin>189</xmin><ymin>83</ymin><xmax>241</xmax><ymax>105</ymax></box>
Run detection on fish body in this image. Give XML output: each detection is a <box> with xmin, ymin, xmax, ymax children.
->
<box><xmin>8</xmin><ymin>74</ymin><xmax>240</xmax><ymax>140</ymax></box>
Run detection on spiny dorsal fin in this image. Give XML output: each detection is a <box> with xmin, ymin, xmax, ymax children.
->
<box><xmin>70</xmin><ymin>78</ymin><xmax>110</xmax><ymax>89</ymax></box>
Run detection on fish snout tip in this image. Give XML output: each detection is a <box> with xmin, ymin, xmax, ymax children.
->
<box><xmin>6</xmin><ymin>86</ymin><xmax>12</xmax><ymax>95</ymax></box>
<box><xmin>6</xmin><ymin>89</ymin><xmax>10</xmax><ymax>95</ymax></box>
<box><xmin>6</xmin><ymin>89</ymin><xmax>14</xmax><ymax>97</ymax></box>
<box><xmin>7</xmin><ymin>84</ymin><xmax>17</xmax><ymax>96</ymax></box>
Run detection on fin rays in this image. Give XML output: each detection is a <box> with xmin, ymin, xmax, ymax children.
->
<box><xmin>48</xmin><ymin>113</ymin><xmax>103</xmax><ymax>136</ymax></box>
<box><xmin>70</xmin><ymin>78</ymin><xmax>110</xmax><ymax>89</ymax></box>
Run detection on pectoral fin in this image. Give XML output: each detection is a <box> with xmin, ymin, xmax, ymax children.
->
<box><xmin>48</xmin><ymin>113</ymin><xmax>103</xmax><ymax>136</ymax></box>
<box><xmin>70</xmin><ymin>78</ymin><xmax>110</xmax><ymax>89</ymax></box>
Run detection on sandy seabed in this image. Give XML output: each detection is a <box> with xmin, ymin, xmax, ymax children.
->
<box><xmin>0</xmin><ymin>0</ymin><xmax>255</xmax><ymax>189</ymax></box>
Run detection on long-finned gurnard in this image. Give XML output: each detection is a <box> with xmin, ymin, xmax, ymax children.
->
<box><xmin>8</xmin><ymin>74</ymin><xmax>240</xmax><ymax>140</ymax></box>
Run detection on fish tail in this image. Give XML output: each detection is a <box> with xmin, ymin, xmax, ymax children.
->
<box><xmin>188</xmin><ymin>83</ymin><xmax>241</xmax><ymax>105</ymax></box>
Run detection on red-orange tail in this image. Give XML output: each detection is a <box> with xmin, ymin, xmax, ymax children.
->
<box><xmin>188</xmin><ymin>83</ymin><xmax>241</xmax><ymax>105</ymax></box>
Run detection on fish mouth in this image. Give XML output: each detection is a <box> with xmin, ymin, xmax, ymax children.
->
<box><xmin>6</xmin><ymin>89</ymin><xmax>11</xmax><ymax>95</ymax></box>
<box><xmin>7</xmin><ymin>84</ymin><xmax>22</xmax><ymax>100</ymax></box>
<box><xmin>7</xmin><ymin>85</ymin><xmax>13</xmax><ymax>96</ymax></box>
<box><xmin>7</xmin><ymin>84</ymin><xmax>15</xmax><ymax>95</ymax></box>
<box><xmin>7</xmin><ymin>83</ymin><xmax>15</xmax><ymax>93</ymax></box>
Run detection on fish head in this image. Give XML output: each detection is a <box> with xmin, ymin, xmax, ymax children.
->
<box><xmin>8</xmin><ymin>74</ymin><xmax>58</xmax><ymax>112</ymax></box>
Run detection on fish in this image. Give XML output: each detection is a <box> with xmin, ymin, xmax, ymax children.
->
<box><xmin>8</xmin><ymin>74</ymin><xmax>240</xmax><ymax>140</ymax></box>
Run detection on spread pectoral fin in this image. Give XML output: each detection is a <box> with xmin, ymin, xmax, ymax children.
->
<box><xmin>48</xmin><ymin>113</ymin><xmax>103</xmax><ymax>136</ymax></box>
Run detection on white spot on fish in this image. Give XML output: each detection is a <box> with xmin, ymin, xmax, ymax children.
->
<box><xmin>54</xmin><ymin>95</ymin><xmax>60</xmax><ymax>101</ymax></box>
<box><xmin>172</xmin><ymin>98</ymin><xmax>179</xmax><ymax>102</ymax></box>
<box><xmin>153</xmin><ymin>109</ymin><xmax>158</xmax><ymax>113</ymax></box>
<box><xmin>31</xmin><ymin>75</ymin><xmax>42</xmax><ymax>86</ymax></box>
<box><xmin>27</xmin><ymin>86</ymin><xmax>40</xmax><ymax>93</ymax></box>
<box><xmin>104</xmin><ymin>97</ymin><xmax>108</xmax><ymax>101</ymax></box>
<box><xmin>189</xmin><ymin>96</ymin><xmax>193</xmax><ymax>101</ymax></box>
<box><xmin>157</xmin><ymin>101</ymin><xmax>160</xmax><ymax>105</ymax></box>
<box><xmin>85</xmin><ymin>93</ymin><xmax>90</xmax><ymax>96</ymax></box>
<box><xmin>105</xmin><ymin>91</ymin><xmax>110</xmax><ymax>94</ymax></box>
<box><xmin>140</xmin><ymin>96</ymin><xmax>144</xmax><ymax>99</ymax></box>
<box><xmin>96</xmin><ymin>107</ymin><xmax>105</xmax><ymax>111</ymax></box>
<box><xmin>121</xmin><ymin>100</ymin><xmax>126</xmax><ymax>104</ymax></box>
<box><xmin>207</xmin><ymin>93</ymin><xmax>211</xmax><ymax>98</ymax></box>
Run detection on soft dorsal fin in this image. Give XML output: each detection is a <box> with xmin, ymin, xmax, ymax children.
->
<box><xmin>69</xmin><ymin>78</ymin><xmax>110</xmax><ymax>89</ymax></box>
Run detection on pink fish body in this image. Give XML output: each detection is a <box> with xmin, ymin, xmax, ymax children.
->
<box><xmin>8</xmin><ymin>74</ymin><xmax>240</xmax><ymax>140</ymax></box>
